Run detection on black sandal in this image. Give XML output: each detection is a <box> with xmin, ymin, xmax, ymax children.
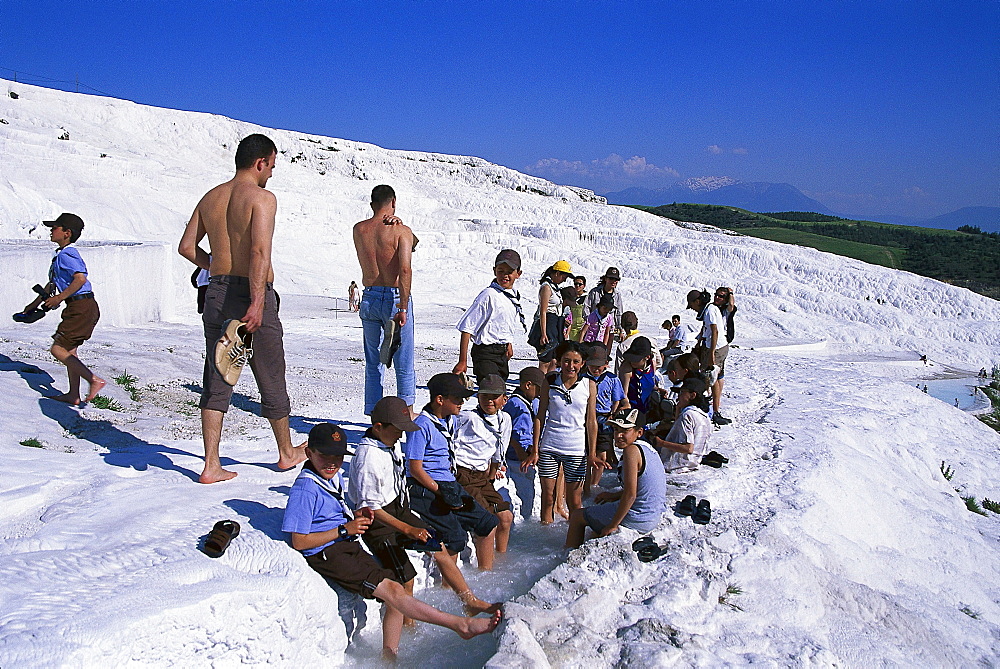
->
<box><xmin>203</xmin><ymin>520</ymin><xmax>241</xmax><ymax>558</ymax></box>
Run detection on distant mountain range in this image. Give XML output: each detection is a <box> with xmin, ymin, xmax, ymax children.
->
<box><xmin>605</xmin><ymin>178</ymin><xmax>832</xmax><ymax>214</ymax></box>
<box><xmin>922</xmin><ymin>207</ymin><xmax>1000</xmax><ymax>233</ymax></box>
<box><xmin>605</xmin><ymin>179</ymin><xmax>999</xmax><ymax>233</ymax></box>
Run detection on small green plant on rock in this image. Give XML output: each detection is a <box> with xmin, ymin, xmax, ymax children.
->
<box><xmin>718</xmin><ymin>584</ymin><xmax>744</xmax><ymax>612</ymax></box>
<box><xmin>20</xmin><ymin>437</ymin><xmax>43</xmax><ymax>448</ymax></box>
<box><xmin>961</xmin><ymin>495</ymin><xmax>987</xmax><ymax>516</ymax></box>
<box><xmin>983</xmin><ymin>499</ymin><xmax>1000</xmax><ymax>514</ymax></box>
<box><xmin>90</xmin><ymin>395</ymin><xmax>123</xmax><ymax>411</ymax></box>
<box><xmin>940</xmin><ymin>461</ymin><xmax>955</xmax><ymax>481</ymax></box>
<box><xmin>114</xmin><ymin>370</ymin><xmax>141</xmax><ymax>402</ymax></box>
<box><xmin>959</xmin><ymin>605</ymin><xmax>980</xmax><ymax>619</ymax></box>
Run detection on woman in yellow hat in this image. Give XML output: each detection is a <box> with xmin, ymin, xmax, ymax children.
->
<box><xmin>528</xmin><ymin>260</ymin><xmax>572</xmax><ymax>374</ymax></box>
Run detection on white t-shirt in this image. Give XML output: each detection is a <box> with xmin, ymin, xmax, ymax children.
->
<box><xmin>660</xmin><ymin>405</ymin><xmax>712</xmax><ymax>471</ymax></box>
<box><xmin>539</xmin><ymin>373</ymin><xmax>593</xmax><ymax>456</ymax></box>
<box><xmin>456</xmin><ymin>282</ymin><xmax>524</xmax><ymax>345</ymax></box>
<box><xmin>453</xmin><ymin>408</ymin><xmax>511</xmax><ymax>471</ymax></box>
<box><xmin>699</xmin><ymin>304</ymin><xmax>729</xmax><ymax>348</ymax></box>
<box><xmin>348</xmin><ymin>436</ymin><xmax>407</xmax><ymax>511</ymax></box>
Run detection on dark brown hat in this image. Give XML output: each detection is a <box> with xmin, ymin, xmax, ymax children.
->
<box><xmin>602</xmin><ymin>267</ymin><xmax>621</xmax><ymax>281</ymax></box>
<box><xmin>586</xmin><ymin>345</ymin><xmax>610</xmax><ymax>365</ymax></box>
<box><xmin>494</xmin><ymin>249</ymin><xmax>521</xmax><ymax>271</ymax></box>
<box><xmin>307</xmin><ymin>423</ymin><xmax>353</xmax><ymax>456</ymax></box>
<box><xmin>477</xmin><ymin>374</ymin><xmax>508</xmax><ymax>396</ymax></box>
<box><xmin>371</xmin><ymin>396</ymin><xmax>420</xmax><ymax>431</ymax></box>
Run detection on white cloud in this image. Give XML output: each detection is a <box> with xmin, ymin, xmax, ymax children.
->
<box><xmin>706</xmin><ymin>145</ymin><xmax>723</xmax><ymax>155</ymax></box>
<box><xmin>526</xmin><ymin>154</ymin><xmax>679</xmax><ymax>192</ymax></box>
<box><xmin>732</xmin><ymin>147</ymin><xmax>748</xmax><ymax>155</ymax></box>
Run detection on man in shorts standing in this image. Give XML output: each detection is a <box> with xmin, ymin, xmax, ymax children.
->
<box><xmin>178</xmin><ymin>134</ymin><xmax>304</xmax><ymax>483</ymax></box>
<box><xmin>353</xmin><ymin>185</ymin><xmax>416</xmax><ymax>416</ymax></box>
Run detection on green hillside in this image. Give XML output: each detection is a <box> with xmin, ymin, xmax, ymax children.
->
<box><xmin>633</xmin><ymin>203</ymin><xmax>1000</xmax><ymax>300</ymax></box>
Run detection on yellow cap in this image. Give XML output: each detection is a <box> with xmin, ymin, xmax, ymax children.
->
<box><xmin>552</xmin><ymin>260</ymin><xmax>572</xmax><ymax>273</ymax></box>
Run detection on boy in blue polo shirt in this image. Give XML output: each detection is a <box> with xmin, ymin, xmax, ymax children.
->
<box><xmin>583</xmin><ymin>345</ymin><xmax>626</xmax><ymax>492</ymax></box>
<box><xmin>283</xmin><ymin>423</ymin><xmax>499</xmax><ymax>659</ymax></box>
<box><xmin>406</xmin><ymin>373</ymin><xmax>500</xmax><ymax>571</ymax></box>
<box><xmin>20</xmin><ymin>213</ymin><xmax>105</xmax><ymax>405</ymax></box>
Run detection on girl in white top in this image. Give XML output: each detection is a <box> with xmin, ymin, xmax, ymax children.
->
<box><xmin>522</xmin><ymin>341</ymin><xmax>601</xmax><ymax>524</ymax></box>
<box><xmin>530</xmin><ymin>260</ymin><xmax>573</xmax><ymax>374</ymax></box>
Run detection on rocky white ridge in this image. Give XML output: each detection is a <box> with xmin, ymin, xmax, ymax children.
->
<box><xmin>0</xmin><ymin>79</ymin><xmax>999</xmax><ymax>666</ymax></box>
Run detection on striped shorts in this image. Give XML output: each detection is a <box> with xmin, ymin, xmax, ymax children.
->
<box><xmin>537</xmin><ymin>450</ymin><xmax>588</xmax><ymax>483</ymax></box>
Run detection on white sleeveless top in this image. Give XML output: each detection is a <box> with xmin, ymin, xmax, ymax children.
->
<box><xmin>538</xmin><ymin>372</ymin><xmax>591</xmax><ymax>456</ymax></box>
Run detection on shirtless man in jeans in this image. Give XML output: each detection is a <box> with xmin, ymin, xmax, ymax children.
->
<box><xmin>353</xmin><ymin>185</ymin><xmax>417</xmax><ymax>416</ymax></box>
<box><xmin>178</xmin><ymin>134</ymin><xmax>306</xmax><ymax>483</ymax></box>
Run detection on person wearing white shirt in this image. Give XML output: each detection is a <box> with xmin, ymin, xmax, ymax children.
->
<box><xmin>686</xmin><ymin>289</ymin><xmax>732</xmax><ymax>426</ymax></box>
<box><xmin>349</xmin><ymin>396</ymin><xmax>499</xmax><ymax>622</ymax></box>
<box><xmin>453</xmin><ymin>374</ymin><xmax>515</xmax><ymax>554</ymax></box>
<box><xmin>453</xmin><ymin>249</ymin><xmax>525</xmax><ymax>383</ymax></box>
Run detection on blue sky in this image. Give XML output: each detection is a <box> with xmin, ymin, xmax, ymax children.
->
<box><xmin>2</xmin><ymin>1</ymin><xmax>997</xmax><ymax>219</ymax></box>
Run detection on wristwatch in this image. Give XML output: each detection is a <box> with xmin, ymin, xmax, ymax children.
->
<box><xmin>337</xmin><ymin>524</ymin><xmax>349</xmax><ymax>539</ymax></box>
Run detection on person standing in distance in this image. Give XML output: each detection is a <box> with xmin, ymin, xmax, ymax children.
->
<box><xmin>353</xmin><ymin>185</ymin><xmax>416</xmax><ymax>416</ymax></box>
<box><xmin>178</xmin><ymin>134</ymin><xmax>304</xmax><ymax>483</ymax></box>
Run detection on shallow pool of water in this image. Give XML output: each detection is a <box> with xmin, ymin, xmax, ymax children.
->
<box><xmin>921</xmin><ymin>377</ymin><xmax>991</xmax><ymax>412</ymax></box>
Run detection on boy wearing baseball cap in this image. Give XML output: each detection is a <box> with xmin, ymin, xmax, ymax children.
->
<box><xmin>348</xmin><ymin>397</ymin><xmax>498</xmax><ymax>628</ymax></box>
<box><xmin>453</xmin><ymin>374</ymin><xmax>515</xmax><ymax>554</ymax></box>
<box><xmin>453</xmin><ymin>249</ymin><xmax>525</xmax><ymax>383</ymax></box>
<box><xmin>283</xmin><ymin>422</ymin><xmax>499</xmax><ymax>659</ymax></box>
<box><xmin>20</xmin><ymin>213</ymin><xmax>105</xmax><ymax>405</ymax></box>
<box><xmin>565</xmin><ymin>408</ymin><xmax>667</xmax><ymax>548</ymax></box>
<box><xmin>405</xmin><ymin>373</ymin><xmax>500</xmax><ymax>571</ymax></box>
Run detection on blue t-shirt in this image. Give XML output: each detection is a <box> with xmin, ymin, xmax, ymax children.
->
<box><xmin>588</xmin><ymin>371</ymin><xmax>625</xmax><ymax>414</ymax></box>
<box><xmin>502</xmin><ymin>393</ymin><xmax>535</xmax><ymax>453</ymax></box>
<box><xmin>49</xmin><ymin>246</ymin><xmax>93</xmax><ymax>295</ymax></box>
<box><xmin>281</xmin><ymin>465</ymin><xmax>351</xmax><ymax>556</ymax></box>
<box><xmin>405</xmin><ymin>411</ymin><xmax>457</xmax><ymax>482</ymax></box>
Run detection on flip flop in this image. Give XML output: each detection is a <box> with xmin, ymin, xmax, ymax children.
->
<box><xmin>203</xmin><ymin>519</ymin><xmax>241</xmax><ymax>558</ymax></box>
<box><xmin>675</xmin><ymin>495</ymin><xmax>697</xmax><ymax>517</ymax></box>
<box><xmin>701</xmin><ymin>453</ymin><xmax>724</xmax><ymax>468</ymax></box>
<box><xmin>637</xmin><ymin>543</ymin><xmax>667</xmax><ymax>563</ymax></box>
<box><xmin>631</xmin><ymin>536</ymin><xmax>655</xmax><ymax>552</ymax></box>
<box><xmin>692</xmin><ymin>499</ymin><xmax>712</xmax><ymax>525</ymax></box>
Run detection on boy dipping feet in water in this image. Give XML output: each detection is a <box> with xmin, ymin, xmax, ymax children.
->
<box><xmin>349</xmin><ymin>396</ymin><xmax>499</xmax><ymax>642</ymax></box>
<box><xmin>283</xmin><ymin>423</ymin><xmax>499</xmax><ymax>660</ymax></box>
<box><xmin>22</xmin><ymin>214</ymin><xmax>105</xmax><ymax>404</ymax></box>
<box><xmin>453</xmin><ymin>374</ymin><xmax>515</xmax><ymax>555</ymax></box>
<box><xmin>406</xmin><ymin>373</ymin><xmax>501</xmax><ymax>570</ymax></box>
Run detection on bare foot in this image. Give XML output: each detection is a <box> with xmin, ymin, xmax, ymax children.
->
<box><xmin>462</xmin><ymin>596</ymin><xmax>502</xmax><ymax>617</ymax></box>
<box><xmin>381</xmin><ymin>647</ymin><xmax>398</xmax><ymax>663</ymax></box>
<box><xmin>84</xmin><ymin>376</ymin><xmax>106</xmax><ymax>403</ymax></box>
<box><xmin>199</xmin><ymin>467</ymin><xmax>238</xmax><ymax>484</ymax></box>
<box><xmin>276</xmin><ymin>445</ymin><xmax>308</xmax><ymax>471</ymax></box>
<box><xmin>455</xmin><ymin>609</ymin><xmax>502</xmax><ymax>639</ymax></box>
<box><xmin>402</xmin><ymin>617</ymin><xmax>416</xmax><ymax>628</ymax></box>
<box><xmin>51</xmin><ymin>392</ymin><xmax>81</xmax><ymax>405</ymax></box>
<box><xmin>556</xmin><ymin>505</ymin><xmax>570</xmax><ymax>520</ymax></box>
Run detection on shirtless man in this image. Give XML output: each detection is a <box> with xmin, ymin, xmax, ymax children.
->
<box><xmin>353</xmin><ymin>185</ymin><xmax>416</xmax><ymax>415</ymax></box>
<box><xmin>178</xmin><ymin>134</ymin><xmax>305</xmax><ymax>483</ymax></box>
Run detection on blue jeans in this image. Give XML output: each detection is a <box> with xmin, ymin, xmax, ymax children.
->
<box><xmin>360</xmin><ymin>286</ymin><xmax>415</xmax><ymax>413</ymax></box>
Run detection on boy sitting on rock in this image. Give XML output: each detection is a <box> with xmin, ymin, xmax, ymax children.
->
<box><xmin>282</xmin><ymin>423</ymin><xmax>499</xmax><ymax>659</ymax></box>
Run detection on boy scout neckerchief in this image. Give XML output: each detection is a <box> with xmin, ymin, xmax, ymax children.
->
<box><xmin>489</xmin><ymin>281</ymin><xmax>526</xmax><ymax>332</ymax></box>
<box><xmin>360</xmin><ymin>433</ymin><xmax>408</xmax><ymax>507</ymax></box>
<box><xmin>300</xmin><ymin>462</ymin><xmax>355</xmax><ymax>526</ymax></box>
<box><xmin>473</xmin><ymin>406</ymin><xmax>506</xmax><ymax>468</ymax></box>
<box><xmin>422</xmin><ymin>408</ymin><xmax>458</xmax><ymax>474</ymax></box>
